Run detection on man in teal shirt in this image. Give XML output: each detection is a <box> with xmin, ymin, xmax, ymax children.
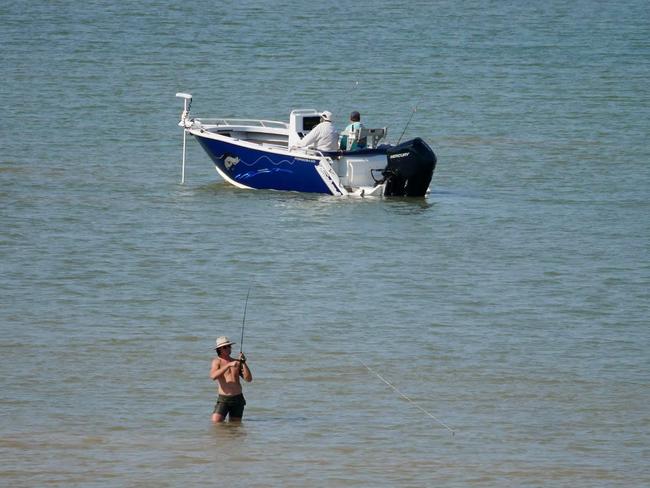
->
<box><xmin>339</xmin><ymin>111</ymin><xmax>367</xmax><ymax>151</ymax></box>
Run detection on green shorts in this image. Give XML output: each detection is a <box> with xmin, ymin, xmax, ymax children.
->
<box><xmin>213</xmin><ymin>394</ymin><xmax>246</xmax><ymax>419</ymax></box>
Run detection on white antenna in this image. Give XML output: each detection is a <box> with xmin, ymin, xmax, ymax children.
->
<box><xmin>176</xmin><ymin>93</ymin><xmax>193</xmax><ymax>184</ymax></box>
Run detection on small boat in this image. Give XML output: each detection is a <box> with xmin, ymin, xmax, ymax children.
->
<box><xmin>175</xmin><ymin>93</ymin><xmax>437</xmax><ymax>197</ymax></box>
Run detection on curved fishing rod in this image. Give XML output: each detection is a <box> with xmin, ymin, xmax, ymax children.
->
<box><xmin>239</xmin><ymin>285</ymin><xmax>252</xmax><ymax>355</ymax></box>
<box><xmin>334</xmin><ymin>80</ymin><xmax>359</xmax><ymax>126</ymax></box>
<box><xmin>396</xmin><ymin>100</ymin><xmax>421</xmax><ymax>145</ymax></box>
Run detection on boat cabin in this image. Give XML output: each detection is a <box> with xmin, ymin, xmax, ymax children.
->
<box><xmin>288</xmin><ymin>109</ymin><xmax>387</xmax><ymax>151</ymax></box>
<box><xmin>193</xmin><ymin>110</ymin><xmax>387</xmax><ymax>155</ymax></box>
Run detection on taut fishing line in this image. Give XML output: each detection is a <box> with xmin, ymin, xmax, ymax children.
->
<box><xmin>358</xmin><ymin>358</ymin><xmax>456</xmax><ymax>436</ymax></box>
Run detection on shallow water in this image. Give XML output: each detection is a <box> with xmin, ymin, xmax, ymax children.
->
<box><xmin>1</xmin><ymin>0</ymin><xmax>649</xmax><ymax>486</ymax></box>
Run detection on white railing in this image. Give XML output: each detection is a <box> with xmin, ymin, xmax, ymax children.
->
<box><xmin>194</xmin><ymin>118</ymin><xmax>288</xmax><ymax>130</ymax></box>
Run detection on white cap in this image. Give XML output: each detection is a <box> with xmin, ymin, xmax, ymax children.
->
<box><xmin>320</xmin><ymin>111</ymin><xmax>333</xmax><ymax>122</ymax></box>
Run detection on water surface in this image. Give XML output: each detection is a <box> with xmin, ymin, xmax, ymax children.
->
<box><xmin>1</xmin><ymin>0</ymin><xmax>649</xmax><ymax>486</ymax></box>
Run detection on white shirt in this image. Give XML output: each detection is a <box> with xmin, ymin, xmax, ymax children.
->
<box><xmin>294</xmin><ymin>121</ymin><xmax>339</xmax><ymax>152</ymax></box>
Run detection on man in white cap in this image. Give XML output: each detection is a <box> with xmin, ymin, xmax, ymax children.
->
<box><xmin>210</xmin><ymin>336</ymin><xmax>253</xmax><ymax>423</ymax></box>
<box><xmin>293</xmin><ymin>110</ymin><xmax>339</xmax><ymax>152</ymax></box>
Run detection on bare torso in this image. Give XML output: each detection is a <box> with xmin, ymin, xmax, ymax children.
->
<box><xmin>211</xmin><ymin>356</ymin><xmax>243</xmax><ymax>396</ymax></box>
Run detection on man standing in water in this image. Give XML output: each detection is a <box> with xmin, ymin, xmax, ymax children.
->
<box><xmin>210</xmin><ymin>336</ymin><xmax>253</xmax><ymax>423</ymax></box>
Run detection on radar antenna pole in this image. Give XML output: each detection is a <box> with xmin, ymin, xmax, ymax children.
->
<box><xmin>176</xmin><ymin>93</ymin><xmax>193</xmax><ymax>184</ymax></box>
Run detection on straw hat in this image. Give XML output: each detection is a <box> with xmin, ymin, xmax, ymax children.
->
<box><xmin>215</xmin><ymin>336</ymin><xmax>236</xmax><ymax>350</ymax></box>
<box><xmin>320</xmin><ymin>110</ymin><xmax>333</xmax><ymax>122</ymax></box>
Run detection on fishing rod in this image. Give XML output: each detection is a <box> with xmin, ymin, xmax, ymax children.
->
<box><xmin>396</xmin><ymin>99</ymin><xmax>421</xmax><ymax>145</ymax></box>
<box><xmin>239</xmin><ymin>285</ymin><xmax>252</xmax><ymax>355</ymax></box>
<box><xmin>334</xmin><ymin>80</ymin><xmax>359</xmax><ymax>125</ymax></box>
<box><xmin>358</xmin><ymin>358</ymin><xmax>456</xmax><ymax>436</ymax></box>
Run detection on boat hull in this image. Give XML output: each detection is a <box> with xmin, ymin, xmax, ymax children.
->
<box><xmin>189</xmin><ymin>130</ymin><xmax>436</xmax><ymax>197</ymax></box>
<box><xmin>194</xmin><ymin>133</ymin><xmax>344</xmax><ymax>195</ymax></box>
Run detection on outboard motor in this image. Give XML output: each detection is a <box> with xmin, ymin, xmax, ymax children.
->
<box><xmin>382</xmin><ymin>138</ymin><xmax>436</xmax><ymax>197</ymax></box>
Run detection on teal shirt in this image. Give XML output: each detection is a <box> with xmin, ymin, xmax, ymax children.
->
<box><xmin>340</xmin><ymin>121</ymin><xmax>366</xmax><ymax>150</ymax></box>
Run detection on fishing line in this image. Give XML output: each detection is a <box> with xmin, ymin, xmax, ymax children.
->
<box><xmin>358</xmin><ymin>358</ymin><xmax>456</xmax><ymax>436</ymax></box>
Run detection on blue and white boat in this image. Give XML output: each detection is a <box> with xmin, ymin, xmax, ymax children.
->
<box><xmin>175</xmin><ymin>93</ymin><xmax>437</xmax><ymax>197</ymax></box>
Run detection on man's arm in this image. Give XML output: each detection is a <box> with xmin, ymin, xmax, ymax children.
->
<box><xmin>294</xmin><ymin>124</ymin><xmax>322</xmax><ymax>148</ymax></box>
<box><xmin>237</xmin><ymin>353</ymin><xmax>253</xmax><ymax>382</ymax></box>
<box><xmin>210</xmin><ymin>358</ymin><xmax>238</xmax><ymax>381</ymax></box>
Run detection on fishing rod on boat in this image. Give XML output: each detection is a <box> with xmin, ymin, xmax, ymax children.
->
<box><xmin>396</xmin><ymin>99</ymin><xmax>421</xmax><ymax>145</ymax></box>
<box><xmin>334</xmin><ymin>80</ymin><xmax>359</xmax><ymax>126</ymax></box>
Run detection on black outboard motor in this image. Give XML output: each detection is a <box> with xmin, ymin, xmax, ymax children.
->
<box><xmin>382</xmin><ymin>138</ymin><xmax>437</xmax><ymax>197</ymax></box>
